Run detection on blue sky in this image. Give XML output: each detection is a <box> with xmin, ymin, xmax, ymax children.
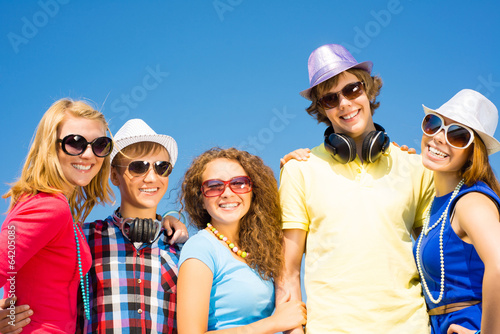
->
<box><xmin>1</xmin><ymin>0</ymin><xmax>500</xmax><ymax>225</ymax></box>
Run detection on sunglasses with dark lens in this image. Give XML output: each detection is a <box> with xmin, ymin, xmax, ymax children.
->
<box><xmin>58</xmin><ymin>134</ymin><xmax>113</xmax><ymax>157</ymax></box>
<box><xmin>113</xmin><ymin>160</ymin><xmax>173</xmax><ymax>177</ymax></box>
<box><xmin>421</xmin><ymin>113</ymin><xmax>475</xmax><ymax>149</ymax></box>
<box><xmin>318</xmin><ymin>81</ymin><xmax>365</xmax><ymax>109</ymax></box>
<box><xmin>201</xmin><ymin>176</ymin><xmax>253</xmax><ymax>197</ymax></box>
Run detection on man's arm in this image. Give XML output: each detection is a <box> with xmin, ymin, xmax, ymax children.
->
<box><xmin>276</xmin><ymin>228</ymin><xmax>307</xmax><ymax>334</ymax></box>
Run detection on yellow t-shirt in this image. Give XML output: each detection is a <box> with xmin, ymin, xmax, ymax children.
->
<box><xmin>280</xmin><ymin>144</ymin><xmax>434</xmax><ymax>334</ymax></box>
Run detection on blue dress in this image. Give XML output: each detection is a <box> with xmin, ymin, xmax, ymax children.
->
<box><xmin>413</xmin><ymin>181</ymin><xmax>500</xmax><ymax>334</ymax></box>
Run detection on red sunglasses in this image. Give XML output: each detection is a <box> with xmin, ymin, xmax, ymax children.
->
<box><xmin>201</xmin><ymin>176</ymin><xmax>253</xmax><ymax>197</ymax></box>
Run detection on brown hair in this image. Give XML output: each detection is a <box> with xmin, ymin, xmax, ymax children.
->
<box><xmin>112</xmin><ymin>142</ymin><xmax>170</xmax><ymax>166</ymax></box>
<box><xmin>306</xmin><ymin>68</ymin><xmax>383</xmax><ymax>126</ymax></box>
<box><xmin>461</xmin><ymin>135</ymin><xmax>500</xmax><ymax>196</ymax></box>
<box><xmin>181</xmin><ymin>147</ymin><xmax>284</xmax><ymax>281</ymax></box>
<box><xmin>3</xmin><ymin>98</ymin><xmax>114</xmax><ymax>222</ymax></box>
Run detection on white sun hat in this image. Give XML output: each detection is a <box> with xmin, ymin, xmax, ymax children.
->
<box><xmin>110</xmin><ymin>119</ymin><xmax>178</xmax><ymax>166</ymax></box>
<box><xmin>422</xmin><ymin>89</ymin><xmax>500</xmax><ymax>155</ymax></box>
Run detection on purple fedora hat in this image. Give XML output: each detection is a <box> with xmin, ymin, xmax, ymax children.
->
<box><xmin>300</xmin><ymin>44</ymin><xmax>373</xmax><ymax>100</ymax></box>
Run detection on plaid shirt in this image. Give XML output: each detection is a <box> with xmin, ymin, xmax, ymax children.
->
<box><xmin>79</xmin><ymin>211</ymin><xmax>180</xmax><ymax>334</ymax></box>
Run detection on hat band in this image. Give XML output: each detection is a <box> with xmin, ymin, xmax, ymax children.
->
<box><xmin>310</xmin><ymin>61</ymin><xmax>356</xmax><ymax>87</ymax></box>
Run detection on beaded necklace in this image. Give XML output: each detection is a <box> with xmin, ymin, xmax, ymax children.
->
<box><xmin>415</xmin><ymin>179</ymin><xmax>464</xmax><ymax>304</ymax></box>
<box><xmin>73</xmin><ymin>223</ymin><xmax>90</xmax><ymax>319</ymax></box>
<box><xmin>207</xmin><ymin>223</ymin><xmax>248</xmax><ymax>258</ymax></box>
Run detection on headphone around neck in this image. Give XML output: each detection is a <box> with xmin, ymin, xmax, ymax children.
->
<box><xmin>323</xmin><ymin>123</ymin><xmax>390</xmax><ymax>164</ymax></box>
<box><xmin>120</xmin><ymin>217</ymin><xmax>162</xmax><ymax>244</ymax></box>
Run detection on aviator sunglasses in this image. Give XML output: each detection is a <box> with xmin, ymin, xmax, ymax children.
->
<box><xmin>113</xmin><ymin>160</ymin><xmax>173</xmax><ymax>177</ymax></box>
<box><xmin>58</xmin><ymin>134</ymin><xmax>113</xmax><ymax>157</ymax></box>
<box><xmin>421</xmin><ymin>113</ymin><xmax>475</xmax><ymax>149</ymax></box>
<box><xmin>318</xmin><ymin>81</ymin><xmax>365</xmax><ymax>109</ymax></box>
<box><xmin>201</xmin><ymin>176</ymin><xmax>253</xmax><ymax>197</ymax></box>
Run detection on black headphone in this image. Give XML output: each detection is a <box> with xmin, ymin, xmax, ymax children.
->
<box><xmin>121</xmin><ymin>217</ymin><xmax>162</xmax><ymax>244</ymax></box>
<box><xmin>324</xmin><ymin>123</ymin><xmax>390</xmax><ymax>164</ymax></box>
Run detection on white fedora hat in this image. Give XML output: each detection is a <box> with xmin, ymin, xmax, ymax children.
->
<box><xmin>423</xmin><ymin>89</ymin><xmax>500</xmax><ymax>155</ymax></box>
<box><xmin>110</xmin><ymin>119</ymin><xmax>178</xmax><ymax>166</ymax></box>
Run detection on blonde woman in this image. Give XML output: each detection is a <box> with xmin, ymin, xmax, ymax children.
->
<box><xmin>0</xmin><ymin>99</ymin><xmax>113</xmax><ymax>333</ymax></box>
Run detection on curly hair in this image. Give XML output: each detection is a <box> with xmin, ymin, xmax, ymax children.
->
<box><xmin>306</xmin><ymin>68</ymin><xmax>383</xmax><ymax>126</ymax></box>
<box><xmin>181</xmin><ymin>147</ymin><xmax>284</xmax><ymax>281</ymax></box>
<box><xmin>112</xmin><ymin>142</ymin><xmax>170</xmax><ymax>166</ymax></box>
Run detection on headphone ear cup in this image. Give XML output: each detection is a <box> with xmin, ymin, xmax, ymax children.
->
<box><xmin>362</xmin><ymin>131</ymin><xmax>378</xmax><ymax>163</ymax></box>
<box><xmin>362</xmin><ymin>129</ymin><xmax>390</xmax><ymax>163</ymax></box>
<box><xmin>150</xmin><ymin>221</ymin><xmax>160</xmax><ymax>243</ymax></box>
<box><xmin>134</xmin><ymin>218</ymin><xmax>143</xmax><ymax>243</ymax></box>
<box><xmin>123</xmin><ymin>218</ymin><xmax>161</xmax><ymax>243</ymax></box>
<box><xmin>144</xmin><ymin>220</ymin><xmax>162</xmax><ymax>244</ymax></box>
<box><xmin>143</xmin><ymin>219</ymin><xmax>151</xmax><ymax>243</ymax></box>
<box><xmin>127</xmin><ymin>219</ymin><xmax>136</xmax><ymax>242</ymax></box>
<box><xmin>324</xmin><ymin>130</ymin><xmax>356</xmax><ymax>164</ymax></box>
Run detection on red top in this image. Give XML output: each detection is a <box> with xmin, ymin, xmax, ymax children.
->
<box><xmin>0</xmin><ymin>192</ymin><xmax>92</xmax><ymax>333</ymax></box>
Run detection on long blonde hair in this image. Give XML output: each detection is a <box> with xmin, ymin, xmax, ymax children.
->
<box><xmin>3</xmin><ymin>98</ymin><xmax>114</xmax><ymax>222</ymax></box>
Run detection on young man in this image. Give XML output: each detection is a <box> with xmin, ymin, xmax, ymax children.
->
<box><xmin>80</xmin><ymin>119</ymin><xmax>184</xmax><ymax>334</ymax></box>
<box><xmin>277</xmin><ymin>44</ymin><xmax>434</xmax><ymax>333</ymax></box>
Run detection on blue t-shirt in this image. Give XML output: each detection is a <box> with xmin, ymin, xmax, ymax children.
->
<box><xmin>179</xmin><ymin>229</ymin><xmax>275</xmax><ymax>330</ymax></box>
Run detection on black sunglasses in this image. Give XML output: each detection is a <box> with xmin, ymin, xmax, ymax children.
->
<box><xmin>318</xmin><ymin>81</ymin><xmax>365</xmax><ymax>109</ymax></box>
<box><xmin>113</xmin><ymin>160</ymin><xmax>173</xmax><ymax>178</ymax></box>
<box><xmin>57</xmin><ymin>134</ymin><xmax>113</xmax><ymax>158</ymax></box>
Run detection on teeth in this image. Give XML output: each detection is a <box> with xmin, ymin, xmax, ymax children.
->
<box><xmin>73</xmin><ymin>164</ymin><xmax>91</xmax><ymax>171</ymax></box>
<box><xmin>429</xmin><ymin>146</ymin><xmax>448</xmax><ymax>157</ymax></box>
<box><xmin>341</xmin><ymin>110</ymin><xmax>359</xmax><ymax>120</ymax></box>
<box><xmin>140</xmin><ymin>188</ymin><xmax>158</xmax><ymax>193</ymax></box>
<box><xmin>220</xmin><ymin>203</ymin><xmax>238</xmax><ymax>208</ymax></box>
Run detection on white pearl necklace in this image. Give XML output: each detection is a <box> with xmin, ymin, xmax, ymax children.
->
<box><xmin>415</xmin><ymin>179</ymin><xmax>464</xmax><ymax>304</ymax></box>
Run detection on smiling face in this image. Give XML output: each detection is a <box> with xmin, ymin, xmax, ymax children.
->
<box><xmin>201</xmin><ymin>158</ymin><xmax>252</xmax><ymax>228</ymax></box>
<box><xmin>421</xmin><ymin>114</ymin><xmax>473</xmax><ymax>177</ymax></box>
<box><xmin>57</xmin><ymin>114</ymin><xmax>107</xmax><ymax>195</ymax></box>
<box><xmin>111</xmin><ymin>145</ymin><xmax>170</xmax><ymax>217</ymax></box>
<box><xmin>324</xmin><ymin>72</ymin><xmax>375</xmax><ymax>142</ymax></box>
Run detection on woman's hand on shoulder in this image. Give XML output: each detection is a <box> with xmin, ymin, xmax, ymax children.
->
<box><xmin>392</xmin><ymin>142</ymin><xmax>416</xmax><ymax>154</ymax></box>
<box><xmin>280</xmin><ymin>149</ymin><xmax>311</xmax><ymax>169</ymax></box>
